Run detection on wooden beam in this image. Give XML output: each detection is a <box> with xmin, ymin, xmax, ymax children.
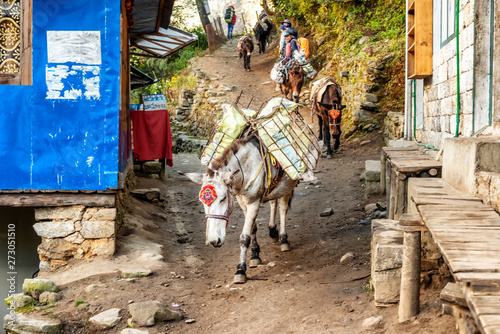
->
<box><xmin>156</xmin><ymin>0</ymin><xmax>166</xmax><ymax>32</ymax></box>
<box><xmin>0</xmin><ymin>194</ymin><xmax>116</xmax><ymax>207</ymax></box>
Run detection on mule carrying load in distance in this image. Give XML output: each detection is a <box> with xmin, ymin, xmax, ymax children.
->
<box><xmin>311</xmin><ymin>77</ymin><xmax>346</xmax><ymax>159</ymax></box>
<box><xmin>253</xmin><ymin>13</ymin><xmax>272</xmax><ymax>54</ymax></box>
<box><xmin>271</xmin><ymin>50</ymin><xmax>316</xmax><ymax>102</ymax></box>
<box><xmin>184</xmin><ymin>97</ymin><xmax>320</xmax><ymax>284</ymax></box>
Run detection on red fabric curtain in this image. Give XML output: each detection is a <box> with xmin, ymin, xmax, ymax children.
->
<box><xmin>131</xmin><ymin>109</ymin><xmax>173</xmax><ymax>166</ymax></box>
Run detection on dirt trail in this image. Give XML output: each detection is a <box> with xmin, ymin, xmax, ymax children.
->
<box><xmin>36</xmin><ymin>40</ymin><xmax>456</xmax><ymax>334</ymax></box>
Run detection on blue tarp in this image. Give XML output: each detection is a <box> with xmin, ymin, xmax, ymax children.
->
<box><xmin>0</xmin><ymin>1</ymin><xmax>120</xmax><ymax>190</ymax></box>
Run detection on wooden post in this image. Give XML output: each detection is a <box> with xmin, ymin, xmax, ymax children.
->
<box><xmin>218</xmin><ymin>17</ymin><xmax>225</xmax><ymax>37</ymax></box>
<box><xmin>241</xmin><ymin>12</ymin><xmax>247</xmax><ymax>34</ymax></box>
<box><xmin>380</xmin><ymin>151</ymin><xmax>386</xmax><ymax>195</ymax></box>
<box><xmin>398</xmin><ymin>214</ymin><xmax>427</xmax><ymax>323</ymax></box>
<box><xmin>205</xmin><ymin>22</ymin><xmax>216</xmax><ymax>52</ymax></box>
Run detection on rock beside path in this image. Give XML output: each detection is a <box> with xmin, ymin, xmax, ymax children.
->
<box><xmin>362</xmin><ymin>316</ymin><xmax>384</xmax><ymax>330</ymax></box>
<box><xmin>131</xmin><ymin>188</ymin><xmax>161</xmax><ymax>201</ymax></box>
<box><xmin>22</xmin><ymin>279</ymin><xmax>59</xmax><ymax>295</ymax></box>
<box><xmin>340</xmin><ymin>252</ymin><xmax>355</xmax><ymax>264</ymax></box>
<box><xmin>119</xmin><ymin>269</ymin><xmax>153</xmax><ymax>278</ymax></box>
<box><xmin>128</xmin><ymin>301</ymin><xmax>183</xmax><ymax>327</ymax></box>
<box><xmin>320</xmin><ymin>208</ymin><xmax>334</xmax><ymax>217</ymax></box>
<box><xmin>4</xmin><ymin>314</ymin><xmax>62</xmax><ymax>334</ymax></box>
<box><xmin>89</xmin><ymin>308</ymin><xmax>122</xmax><ymax>329</ymax></box>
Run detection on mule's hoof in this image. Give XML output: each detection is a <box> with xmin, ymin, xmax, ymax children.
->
<box><xmin>249</xmin><ymin>258</ymin><xmax>262</xmax><ymax>268</ymax></box>
<box><xmin>327</xmin><ymin>154</ymin><xmax>333</xmax><ymax>159</ymax></box>
<box><xmin>280</xmin><ymin>243</ymin><xmax>291</xmax><ymax>252</ymax></box>
<box><xmin>233</xmin><ymin>274</ymin><xmax>247</xmax><ymax>284</ymax></box>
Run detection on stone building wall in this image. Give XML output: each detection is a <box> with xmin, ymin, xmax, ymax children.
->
<box><xmin>417</xmin><ymin>0</ymin><xmax>475</xmax><ymax>148</ymax></box>
<box><xmin>34</xmin><ymin>205</ymin><xmax>116</xmax><ymax>271</ymax></box>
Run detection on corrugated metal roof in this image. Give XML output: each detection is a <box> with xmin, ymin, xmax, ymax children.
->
<box><xmin>130</xmin><ymin>26</ymin><xmax>198</xmax><ymax>58</ymax></box>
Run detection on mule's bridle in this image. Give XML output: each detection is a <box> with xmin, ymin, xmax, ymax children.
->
<box><xmin>205</xmin><ymin>181</ymin><xmax>232</xmax><ymax>227</ymax></box>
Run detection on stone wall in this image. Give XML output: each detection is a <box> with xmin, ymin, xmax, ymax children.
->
<box><xmin>34</xmin><ymin>205</ymin><xmax>116</xmax><ymax>271</ymax></box>
<box><xmin>315</xmin><ymin>37</ymin><xmax>402</xmax><ymax>140</ymax></box>
<box><xmin>170</xmin><ymin>68</ymin><xmax>237</xmax><ymax>153</ymax></box>
<box><xmin>418</xmin><ymin>0</ymin><xmax>475</xmax><ymax>148</ymax></box>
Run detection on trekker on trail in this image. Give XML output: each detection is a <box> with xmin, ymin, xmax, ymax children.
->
<box><xmin>279</xmin><ymin>19</ymin><xmax>292</xmax><ymax>54</ymax></box>
<box><xmin>282</xmin><ymin>28</ymin><xmax>299</xmax><ymax>61</ymax></box>
<box><xmin>225</xmin><ymin>6</ymin><xmax>237</xmax><ymax>39</ymax></box>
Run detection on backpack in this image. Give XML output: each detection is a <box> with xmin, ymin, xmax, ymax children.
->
<box><xmin>225</xmin><ymin>7</ymin><xmax>234</xmax><ymax>23</ymax></box>
<box><xmin>297</xmin><ymin>37</ymin><xmax>310</xmax><ymax>58</ymax></box>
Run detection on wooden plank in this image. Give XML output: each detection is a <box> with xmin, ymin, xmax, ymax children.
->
<box><xmin>483</xmin><ymin>325</ymin><xmax>500</xmax><ymax>334</ymax></box>
<box><xmin>456</xmin><ymin>273</ymin><xmax>500</xmax><ymax>283</ymax></box>
<box><xmin>431</xmin><ymin>232</ymin><xmax>500</xmax><ymax>243</ymax></box>
<box><xmin>470</xmin><ymin>285</ymin><xmax>500</xmax><ymax>296</ymax></box>
<box><xmin>446</xmin><ymin>261</ymin><xmax>500</xmax><ymax>273</ymax></box>
<box><xmin>440</xmin><ymin>282</ymin><xmax>468</xmax><ymax>307</ymax></box>
<box><xmin>420</xmin><ymin>205</ymin><xmax>497</xmax><ymax>212</ymax></box>
<box><xmin>420</xmin><ymin>211</ymin><xmax>500</xmax><ymax>220</ymax></box>
<box><xmin>479</xmin><ymin>315</ymin><xmax>500</xmax><ymax>326</ymax></box>
<box><xmin>413</xmin><ymin>197</ymin><xmax>484</xmax><ymax>205</ymax></box>
<box><xmin>425</xmin><ymin>218</ymin><xmax>500</xmax><ymax>227</ymax></box>
<box><xmin>0</xmin><ymin>194</ymin><xmax>116</xmax><ymax>207</ymax></box>
<box><xmin>440</xmin><ymin>242</ymin><xmax>500</xmax><ymax>252</ymax></box>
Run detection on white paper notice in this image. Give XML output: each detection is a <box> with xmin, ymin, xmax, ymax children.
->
<box><xmin>47</xmin><ymin>31</ymin><xmax>102</xmax><ymax>65</ymax></box>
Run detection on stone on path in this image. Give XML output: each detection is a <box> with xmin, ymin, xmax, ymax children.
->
<box><xmin>5</xmin><ymin>293</ymin><xmax>34</xmax><ymax>309</ymax></box>
<box><xmin>131</xmin><ymin>188</ymin><xmax>161</xmax><ymax>201</ymax></box>
<box><xmin>128</xmin><ymin>301</ymin><xmax>183</xmax><ymax>327</ymax></box>
<box><xmin>362</xmin><ymin>316</ymin><xmax>384</xmax><ymax>330</ymax></box>
<box><xmin>22</xmin><ymin>279</ymin><xmax>58</xmax><ymax>295</ymax></box>
<box><xmin>119</xmin><ymin>269</ymin><xmax>153</xmax><ymax>278</ymax></box>
<box><xmin>39</xmin><ymin>292</ymin><xmax>62</xmax><ymax>304</ymax></box>
<box><xmin>89</xmin><ymin>308</ymin><xmax>122</xmax><ymax>329</ymax></box>
<box><xmin>320</xmin><ymin>208</ymin><xmax>334</xmax><ymax>217</ymax></box>
<box><xmin>4</xmin><ymin>314</ymin><xmax>61</xmax><ymax>334</ymax></box>
<box><xmin>261</xmin><ymin>81</ymin><xmax>271</xmax><ymax>85</ymax></box>
<box><xmin>340</xmin><ymin>252</ymin><xmax>354</xmax><ymax>264</ymax></box>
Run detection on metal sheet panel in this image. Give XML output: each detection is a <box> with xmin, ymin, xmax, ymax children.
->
<box><xmin>0</xmin><ymin>0</ymin><xmax>120</xmax><ymax>190</ymax></box>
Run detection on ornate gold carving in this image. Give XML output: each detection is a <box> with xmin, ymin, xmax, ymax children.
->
<box><xmin>0</xmin><ymin>0</ymin><xmax>16</xmax><ymax>11</ymax></box>
<box><xmin>0</xmin><ymin>0</ymin><xmax>20</xmax><ymax>74</ymax></box>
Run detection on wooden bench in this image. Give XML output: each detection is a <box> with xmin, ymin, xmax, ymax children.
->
<box><xmin>382</xmin><ymin>145</ymin><xmax>442</xmax><ymax>220</ymax></box>
<box><xmin>400</xmin><ymin>177</ymin><xmax>500</xmax><ymax>333</ymax></box>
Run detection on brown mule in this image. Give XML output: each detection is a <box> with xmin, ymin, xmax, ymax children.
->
<box><xmin>281</xmin><ymin>61</ymin><xmax>304</xmax><ymax>103</ymax></box>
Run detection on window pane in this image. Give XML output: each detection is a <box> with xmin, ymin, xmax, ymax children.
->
<box><xmin>441</xmin><ymin>0</ymin><xmax>448</xmax><ymax>42</ymax></box>
<box><xmin>447</xmin><ymin>0</ymin><xmax>455</xmax><ymax>38</ymax></box>
<box><xmin>0</xmin><ymin>0</ymin><xmax>21</xmax><ymax>74</ymax></box>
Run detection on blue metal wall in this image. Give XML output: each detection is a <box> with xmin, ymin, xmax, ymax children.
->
<box><xmin>0</xmin><ymin>0</ymin><xmax>120</xmax><ymax>190</ymax></box>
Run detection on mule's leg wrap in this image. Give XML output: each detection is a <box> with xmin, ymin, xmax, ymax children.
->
<box><xmin>250</xmin><ymin>224</ymin><xmax>261</xmax><ymax>265</ymax></box>
<box><xmin>235</xmin><ymin>234</ymin><xmax>250</xmax><ymax>276</ymax></box>
<box><xmin>268</xmin><ymin>199</ymin><xmax>278</xmax><ymax>240</ymax></box>
<box><xmin>279</xmin><ymin>234</ymin><xmax>288</xmax><ymax>245</ymax></box>
<box><xmin>279</xmin><ymin>194</ymin><xmax>291</xmax><ymax>251</ymax></box>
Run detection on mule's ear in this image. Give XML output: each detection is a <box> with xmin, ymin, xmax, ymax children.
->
<box><xmin>179</xmin><ymin>172</ymin><xmax>204</xmax><ymax>184</ymax></box>
<box><xmin>341</xmin><ymin>105</ymin><xmax>347</xmax><ymax>110</ymax></box>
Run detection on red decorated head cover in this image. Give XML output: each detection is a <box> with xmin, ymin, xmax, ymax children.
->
<box><xmin>329</xmin><ymin>109</ymin><xmax>341</xmax><ymax>119</ymax></box>
<box><xmin>200</xmin><ymin>185</ymin><xmax>217</xmax><ymax>206</ymax></box>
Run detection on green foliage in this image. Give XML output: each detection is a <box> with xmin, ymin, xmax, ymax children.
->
<box><xmin>74</xmin><ymin>300</ymin><xmax>86</xmax><ymax>307</ymax></box>
<box><xmin>130</xmin><ymin>25</ymin><xmax>208</xmax><ymax>103</ymax></box>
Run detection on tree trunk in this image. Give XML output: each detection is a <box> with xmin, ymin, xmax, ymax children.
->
<box><xmin>195</xmin><ymin>0</ymin><xmax>210</xmax><ymax>34</ymax></box>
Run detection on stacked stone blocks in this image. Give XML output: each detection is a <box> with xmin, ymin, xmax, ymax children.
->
<box><xmin>34</xmin><ymin>205</ymin><xmax>116</xmax><ymax>271</ymax></box>
<box><xmin>371</xmin><ymin>219</ymin><xmax>404</xmax><ymax>305</ymax></box>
